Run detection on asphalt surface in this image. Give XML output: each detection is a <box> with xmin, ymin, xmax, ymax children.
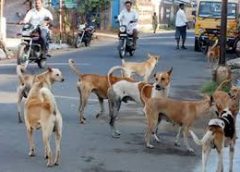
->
<box><xmin>0</xmin><ymin>31</ymin><xmax>240</xmax><ymax>172</ymax></box>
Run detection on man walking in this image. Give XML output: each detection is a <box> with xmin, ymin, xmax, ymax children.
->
<box><xmin>152</xmin><ymin>12</ymin><xmax>158</xmax><ymax>34</ymax></box>
<box><xmin>175</xmin><ymin>3</ymin><xmax>188</xmax><ymax>49</ymax></box>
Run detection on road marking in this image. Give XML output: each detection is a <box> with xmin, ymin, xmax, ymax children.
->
<box><xmin>140</xmin><ymin>36</ymin><xmax>195</xmax><ymax>40</ymax></box>
<box><xmin>0</xmin><ymin>62</ymin><xmax>90</xmax><ymax>67</ymax></box>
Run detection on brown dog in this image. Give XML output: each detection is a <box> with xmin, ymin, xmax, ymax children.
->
<box><xmin>16</xmin><ymin>65</ymin><xmax>64</xmax><ymax>123</ymax></box>
<box><xmin>141</xmin><ymin>85</ymin><xmax>213</xmax><ymax>151</ymax></box>
<box><xmin>121</xmin><ymin>54</ymin><xmax>159</xmax><ymax>81</ymax></box>
<box><xmin>24</xmin><ymin>80</ymin><xmax>63</xmax><ymax>167</ymax></box>
<box><xmin>68</xmin><ymin>59</ymin><xmax>133</xmax><ymax>124</ymax></box>
<box><xmin>207</xmin><ymin>39</ymin><xmax>220</xmax><ymax>65</ymax></box>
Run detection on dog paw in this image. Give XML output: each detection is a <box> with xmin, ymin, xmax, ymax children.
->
<box><xmin>28</xmin><ymin>152</ymin><xmax>35</xmax><ymax>157</ymax></box>
<box><xmin>47</xmin><ymin>162</ymin><xmax>53</xmax><ymax>167</ymax></box>
<box><xmin>187</xmin><ymin>148</ymin><xmax>194</xmax><ymax>153</ymax></box>
<box><xmin>96</xmin><ymin>113</ymin><xmax>103</xmax><ymax>119</ymax></box>
<box><xmin>174</xmin><ymin>142</ymin><xmax>181</xmax><ymax>147</ymax></box>
<box><xmin>54</xmin><ymin>161</ymin><xmax>59</xmax><ymax>166</ymax></box>
<box><xmin>112</xmin><ymin>132</ymin><xmax>121</xmax><ymax>138</ymax></box>
<box><xmin>146</xmin><ymin>144</ymin><xmax>154</xmax><ymax>149</ymax></box>
<box><xmin>80</xmin><ymin>120</ymin><xmax>86</xmax><ymax>124</ymax></box>
<box><xmin>153</xmin><ymin>134</ymin><xmax>160</xmax><ymax>143</ymax></box>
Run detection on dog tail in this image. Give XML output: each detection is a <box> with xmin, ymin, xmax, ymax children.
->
<box><xmin>68</xmin><ymin>59</ymin><xmax>81</xmax><ymax>77</ymax></box>
<box><xmin>16</xmin><ymin>65</ymin><xmax>25</xmax><ymax>84</ymax></box>
<box><xmin>107</xmin><ymin>65</ymin><xmax>127</xmax><ymax>86</ymax></box>
<box><xmin>140</xmin><ymin>84</ymin><xmax>151</xmax><ymax>104</ymax></box>
<box><xmin>189</xmin><ymin>130</ymin><xmax>213</xmax><ymax>146</ymax></box>
<box><xmin>210</xmin><ymin>39</ymin><xmax>219</xmax><ymax>50</ymax></box>
<box><xmin>216</xmin><ymin>79</ymin><xmax>231</xmax><ymax>91</ymax></box>
<box><xmin>40</xmin><ymin>87</ymin><xmax>57</xmax><ymax>115</ymax></box>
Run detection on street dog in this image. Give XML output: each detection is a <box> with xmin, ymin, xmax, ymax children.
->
<box><xmin>68</xmin><ymin>59</ymin><xmax>133</xmax><ymax>124</ymax></box>
<box><xmin>141</xmin><ymin>85</ymin><xmax>213</xmax><ymax>151</ymax></box>
<box><xmin>190</xmin><ymin>108</ymin><xmax>236</xmax><ymax>172</ymax></box>
<box><xmin>207</xmin><ymin>39</ymin><xmax>220</xmax><ymax>65</ymax></box>
<box><xmin>16</xmin><ymin>65</ymin><xmax>64</xmax><ymax>123</ymax></box>
<box><xmin>108</xmin><ymin>66</ymin><xmax>172</xmax><ymax>138</ymax></box>
<box><xmin>121</xmin><ymin>54</ymin><xmax>159</xmax><ymax>81</ymax></box>
<box><xmin>24</xmin><ymin>82</ymin><xmax>63</xmax><ymax>167</ymax></box>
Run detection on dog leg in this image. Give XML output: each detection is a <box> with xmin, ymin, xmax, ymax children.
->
<box><xmin>54</xmin><ymin>116</ymin><xmax>62</xmax><ymax>166</ymax></box>
<box><xmin>174</xmin><ymin>126</ymin><xmax>182</xmax><ymax>147</ymax></box>
<box><xmin>229</xmin><ymin>141</ymin><xmax>235</xmax><ymax>172</ymax></box>
<box><xmin>42</xmin><ymin>123</ymin><xmax>54</xmax><ymax>167</ymax></box>
<box><xmin>202</xmin><ymin>144</ymin><xmax>211</xmax><ymax>172</ymax></box>
<box><xmin>96</xmin><ymin>96</ymin><xmax>105</xmax><ymax>118</ymax></box>
<box><xmin>17</xmin><ymin>86</ymin><xmax>24</xmax><ymax>123</ymax></box>
<box><xmin>145</xmin><ymin>112</ymin><xmax>158</xmax><ymax>149</ymax></box>
<box><xmin>216</xmin><ymin>150</ymin><xmax>223</xmax><ymax>172</ymax></box>
<box><xmin>153</xmin><ymin>116</ymin><xmax>162</xmax><ymax>143</ymax></box>
<box><xmin>27</xmin><ymin>128</ymin><xmax>35</xmax><ymax>157</ymax></box>
<box><xmin>78</xmin><ymin>85</ymin><xmax>90</xmax><ymax>124</ymax></box>
<box><xmin>183</xmin><ymin>127</ymin><xmax>194</xmax><ymax>152</ymax></box>
<box><xmin>109</xmin><ymin>100</ymin><xmax>122</xmax><ymax>138</ymax></box>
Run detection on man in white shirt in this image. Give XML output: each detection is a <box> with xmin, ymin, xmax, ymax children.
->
<box><xmin>20</xmin><ymin>0</ymin><xmax>53</xmax><ymax>57</ymax></box>
<box><xmin>118</xmin><ymin>0</ymin><xmax>138</xmax><ymax>49</ymax></box>
<box><xmin>175</xmin><ymin>3</ymin><xmax>188</xmax><ymax>49</ymax></box>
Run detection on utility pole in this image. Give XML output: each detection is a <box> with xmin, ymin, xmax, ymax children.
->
<box><xmin>59</xmin><ymin>0</ymin><xmax>63</xmax><ymax>46</ymax></box>
<box><xmin>219</xmin><ymin>0</ymin><xmax>227</xmax><ymax>65</ymax></box>
<box><xmin>214</xmin><ymin>0</ymin><xmax>231</xmax><ymax>85</ymax></box>
<box><xmin>0</xmin><ymin>0</ymin><xmax>5</xmax><ymax>39</ymax></box>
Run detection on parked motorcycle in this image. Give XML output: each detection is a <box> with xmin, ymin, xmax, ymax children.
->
<box><xmin>17</xmin><ymin>23</ymin><xmax>49</xmax><ymax>68</ymax></box>
<box><xmin>75</xmin><ymin>21</ymin><xmax>95</xmax><ymax>48</ymax></box>
<box><xmin>118</xmin><ymin>21</ymin><xmax>136</xmax><ymax>58</ymax></box>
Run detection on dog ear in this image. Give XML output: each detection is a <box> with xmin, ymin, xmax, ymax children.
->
<box><xmin>155</xmin><ymin>56</ymin><xmax>160</xmax><ymax>61</ymax></box>
<box><xmin>48</xmin><ymin>67</ymin><xmax>53</xmax><ymax>72</ymax></box>
<box><xmin>168</xmin><ymin>67</ymin><xmax>173</xmax><ymax>76</ymax></box>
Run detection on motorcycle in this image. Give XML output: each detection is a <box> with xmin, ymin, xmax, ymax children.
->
<box><xmin>75</xmin><ymin>21</ymin><xmax>95</xmax><ymax>48</ymax></box>
<box><xmin>17</xmin><ymin>23</ymin><xmax>49</xmax><ymax>68</ymax></box>
<box><xmin>118</xmin><ymin>21</ymin><xmax>137</xmax><ymax>58</ymax></box>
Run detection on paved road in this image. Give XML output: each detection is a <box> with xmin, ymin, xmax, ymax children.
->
<box><xmin>0</xmin><ymin>32</ymin><xmax>239</xmax><ymax>172</ymax></box>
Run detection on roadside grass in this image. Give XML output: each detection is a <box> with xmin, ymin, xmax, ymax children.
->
<box><xmin>201</xmin><ymin>80</ymin><xmax>230</xmax><ymax>95</ymax></box>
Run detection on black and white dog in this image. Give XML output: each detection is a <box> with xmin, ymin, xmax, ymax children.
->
<box><xmin>190</xmin><ymin>108</ymin><xmax>236</xmax><ymax>172</ymax></box>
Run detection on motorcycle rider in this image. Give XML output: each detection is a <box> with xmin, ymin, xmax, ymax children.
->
<box><xmin>118</xmin><ymin>0</ymin><xmax>138</xmax><ymax>49</ymax></box>
<box><xmin>20</xmin><ymin>0</ymin><xmax>53</xmax><ymax>58</ymax></box>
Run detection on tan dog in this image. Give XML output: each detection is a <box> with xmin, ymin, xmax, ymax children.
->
<box><xmin>108</xmin><ymin>67</ymin><xmax>172</xmax><ymax>138</ymax></box>
<box><xmin>121</xmin><ymin>54</ymin><xmax>159</xmax><ymax>81</ymax></box>
<box><xmin>24</xmin><ymin>81</ymin><xmax>63</xmax><ymax>167</ymax></box>
<box><xmin>141</xmin><ymin>85</ymin><xmax>213</xmax><ymax>151</ymax></box>
<box><xmin>68</xmin><ymin>59</ymin><xmax>133</xmax><ymax>124</ymax></box>
<box><xmin>16</xmin><ymin>65</ymin><xmax>64</xmax><ymax>123</ymax></box>
<box><xmin>190</xmin><ymin>108</ymin><xmax>236</xmax><ymax>172</ymax></box>
<box><xmin>207</xmin><ymin>39</ymin><xmax>220</xmax><ymax>65</ymax></box>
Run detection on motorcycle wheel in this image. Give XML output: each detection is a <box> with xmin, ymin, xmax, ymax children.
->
<box><xmin>17</xmin><ymin>43</ymin><xmax>28</xmax><ymax>66</ymax></box>
<box><xmin>118</xmin><ymin>39</ymin><xmax>126</xmax><ymax>59</ymax></box>
<box><xmin>234</xmin><ymin>38</ymin><xmax>240</xmax><ymax>57</ymax></box>
<box><xmin>75</xmin><ymin>36</ymin><xmax>82</xmax><ymax>48</ymax></box>
<box><xmin>37</xmin><ymin>59</ymin><xmax>47</xmax><ymax>69</ymax></box>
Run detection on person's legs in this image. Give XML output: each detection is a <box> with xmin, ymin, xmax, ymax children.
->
<box><xmin>181</xmin><ymin>26</ymin><xmax>187</xmax><ymax>49</ymax></box>
<box><xmin>40</xmin><ymin>28</ymin><xmax>49</xmax><ymax>58</ymax></box>
<box><xmin>175</xmin><ymin>27</ymin><xmax>180</xmax><ymax>49</ymax></box>
<box><xmin>132</xmin><ymin>29</ymin><xmax>138</xmax><ymax>49</ymax></box>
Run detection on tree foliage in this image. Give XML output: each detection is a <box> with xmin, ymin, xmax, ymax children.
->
<box><xmin>77</xmin><ymin>0</ymin><xmax>110</xmax><ymax>15</ymax></box>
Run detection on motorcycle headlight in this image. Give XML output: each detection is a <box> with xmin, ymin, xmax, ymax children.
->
<box><xmin>119</xmin><ymin>26</ymin><xmax>126</xmax><ymax>32</ymax></box>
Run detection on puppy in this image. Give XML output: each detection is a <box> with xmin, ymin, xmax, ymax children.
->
<box><xmin>108</xmin><ymin>66</ymin><xmax>172</xmax><ymax>138</ymax></box>
<box><xmin>207</xmin><ymin>39</ymin><xmax>220</xmax><ymax>65</ymax></box>
<box><xmin>16</xmin><ymin>66</ymin><xmax>64</xmax><ymax>123</ymax></box>
<box><xmin>190</xmin><ymin>108</ymin><xmax>236</xmax><ymax>172</ymax></box>
<box><xmin>68</xmin><ymin>59</ymin><xmax>133</xmax><ymax>124</ymax></box>
<box><xmin>24</xmin><ymin>81</ymin><xmax>63</xmax><ymax>167</ymax></box>
<box><xmin>121</xmin><ymin>54</ymin><xmax>159</xmax><ymax>81</ymax></box>
<box><xmin>141</xmin><ymin>85</ymin><xmax>213</xmax><ymax>151</ymax></box>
